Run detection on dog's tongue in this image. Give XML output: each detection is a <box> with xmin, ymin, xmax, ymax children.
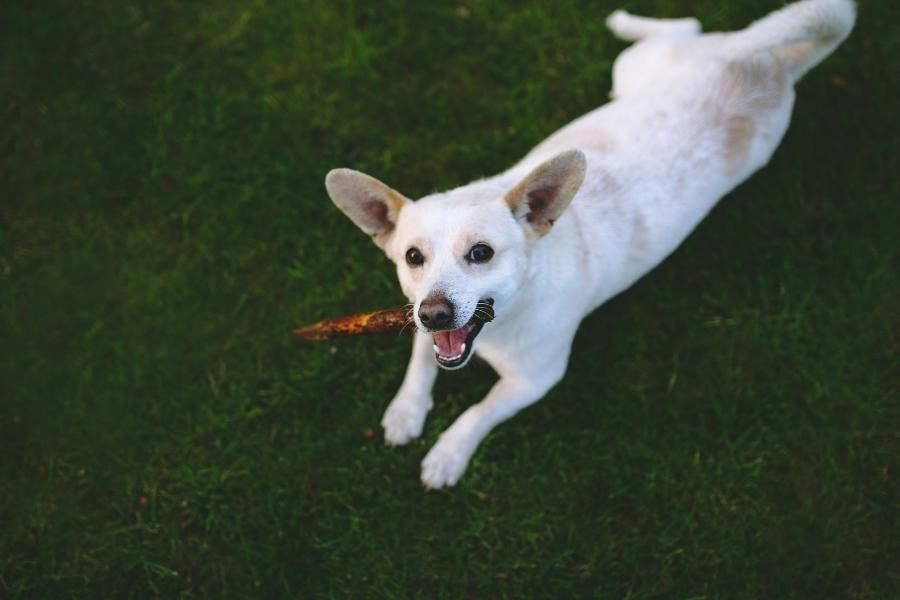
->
<box><xmin>433</xmin><ymin>325</ymin><xmax>469</xmax><ymax>357</ymax></box>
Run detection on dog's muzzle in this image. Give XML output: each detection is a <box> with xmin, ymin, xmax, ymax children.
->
<box><xmin>429</xmin><ymin>299</ymin><xmax>494</xmax><ymax>369</ymax></box>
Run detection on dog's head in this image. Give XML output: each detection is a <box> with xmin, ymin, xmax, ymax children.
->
<box><xmin>325</xmin><ymin>149</ymin><xmax>586</xmax><ymax>369</ymax></box>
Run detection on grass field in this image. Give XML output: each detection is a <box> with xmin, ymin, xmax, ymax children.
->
<box><xmin>2</xmin><ymin>0</ymin><xmax>898</xmax><ymax>597</ymax></box>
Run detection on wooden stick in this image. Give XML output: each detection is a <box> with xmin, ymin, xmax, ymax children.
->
<box><xmin>293</xmin><ymin>300</ymin><xmax>495</xmax><ymax>342</ymax></box>
<box><xmin>293</xmin><ymin>307</ymin><xmax>413</xmax><ymax>341</ymax></box>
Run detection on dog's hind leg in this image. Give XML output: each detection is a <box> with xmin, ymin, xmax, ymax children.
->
<box><xmin>605</xmin><ymin>10</ymin><xmax>702</xmax><ymax>100</ymax></box>
<box><xmin>606</xmin><ymin>9</ymin><xmax>701</xmax><ymax>42</ymax></box>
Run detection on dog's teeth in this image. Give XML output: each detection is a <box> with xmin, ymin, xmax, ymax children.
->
<box><xmin>434</xmin><ymin>342</ymin><xmax>469</xmax><ymax>363</ymax></box>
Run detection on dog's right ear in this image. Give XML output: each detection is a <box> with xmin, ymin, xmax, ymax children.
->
<box><xmin>325</xmin><ymin>169</ymin><xmax>410</xmax><ymax>250</ymax></box>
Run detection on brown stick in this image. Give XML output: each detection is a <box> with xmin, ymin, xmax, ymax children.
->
<box><xmin>293</xmin><ymin>306</ymin><xmax>413</xmax><ymax>341</ymax></box>
<box><xmin>293</xmin><ymin>300</ymin><xmax>495</xmax><ymax>342</ymax></box>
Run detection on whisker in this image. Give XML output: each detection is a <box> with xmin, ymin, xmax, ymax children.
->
<box><xmin>397</xmin><ymin>316</ymin><xmax>417</xmax><ymax>337</ymax></box>
<box><xmin>396</xmin><ymin>306</ymin><xmax>415</xmax><ymax>336</ymax></box>
<box><xmin>473</xmin><ymin>303</ymin><xmax>495</xmax><ymax>323</ymax></box>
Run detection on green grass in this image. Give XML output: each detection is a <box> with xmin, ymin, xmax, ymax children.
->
<box><xmin>2</xmin><ymin>0</ymin><xmax>898</xmax><ymax>597</ymax></box>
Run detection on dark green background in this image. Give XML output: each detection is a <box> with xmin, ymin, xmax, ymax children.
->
<box><xmin>2</xmin><ymin>0</ymin><xmax>897</xmax><ymax>597</ymax></box>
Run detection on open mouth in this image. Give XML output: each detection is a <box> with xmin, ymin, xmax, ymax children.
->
<box><xmin>431</xmin><ymin>299</ymin><xmax>494</xmax><ymax>369</ymax></box>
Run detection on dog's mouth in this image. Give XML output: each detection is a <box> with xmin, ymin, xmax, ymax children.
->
<box><xmin>431</xmin><ymin>299</ymin><xmax>494</xmax><ymax>370</ymax></box>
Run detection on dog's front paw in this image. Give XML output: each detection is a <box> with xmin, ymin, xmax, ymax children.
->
<box><xmin>420</xmin><ymin>437</ymin><xmax>474</xmax><ymax>489</ymax></box>
<box><xmin>381</xmin><ymin>399</ymin><xmax>429</xmax><ymax>446</ymax></box>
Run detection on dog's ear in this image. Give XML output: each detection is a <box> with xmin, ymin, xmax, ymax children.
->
<box><xmin>505</xmin><ymin>150</ymin><xmax>586</xmax><ymax>236</ymax></box>
<box><xmin>325</xmin><ymin>168</ymin><xmax>410</xmax><ymax>249</ymax></box>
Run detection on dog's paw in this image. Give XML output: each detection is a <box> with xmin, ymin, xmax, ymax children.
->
<box><xmin>381</xmin><ymin>401</ymin><xmax>428</xmax><ymax>446</ymax></box>
<box><xmin>606</xmin><ymin>9</ymin><xmax>630</xmax><ymax>32</ymax></box>
<box><xmin>420</xmin><ymin>439</ymin><xmax>473</xmax><ymax>489</ymax></box>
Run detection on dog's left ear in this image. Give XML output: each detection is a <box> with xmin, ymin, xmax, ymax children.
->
<box><xmin>505</xmin><ymin>149</ymin><xmax>586</xmax><ymax>236</ymax></box>
<box><xmin>325</xmin><ymin>168</ymin><xmax>410</xmax><ymax>250</ymax></box>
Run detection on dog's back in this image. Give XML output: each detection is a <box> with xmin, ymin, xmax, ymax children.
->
<box><xmin>504</xmin><ymin>0</ymin><xmax>856</xmax><ymax>309</ymax></box>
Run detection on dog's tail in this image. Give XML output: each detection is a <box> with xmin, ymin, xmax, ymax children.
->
<box><xmin>727</xmin><ymin>0</ymin><xmax>856</xmax><ymax>81</ymax></box>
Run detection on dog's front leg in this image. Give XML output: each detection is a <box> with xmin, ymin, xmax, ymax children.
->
<box><xmin>420</xmin><ymin>368</ymin><xmax>563</xmax><ymax>489</ymax></box>
<box><xmin>381</xmin><ymin>331</ymin><xmax>438</xmax><ymax>446</ymax></box>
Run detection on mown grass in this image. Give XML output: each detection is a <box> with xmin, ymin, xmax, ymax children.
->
<box><xmin>2</xmin><ymin>0</ymin><xmax>897</xmax><ymax>597</ymax></box>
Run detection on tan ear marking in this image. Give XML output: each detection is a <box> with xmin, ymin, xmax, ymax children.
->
<box><xmin>505</xmin><ymin>150</ymin><xmax>587</xmax><ymax>237</ymax></box>
<box><xmin>324</xmin><ymin>168</ymin><xmax>409</xmax><ymax>250</ymax></box>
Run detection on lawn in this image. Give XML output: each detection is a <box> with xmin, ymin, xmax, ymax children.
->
<box><xmin>1</xmin><ymin>0</ymin><xmax>897</xmax><ymax>597</ymax></box>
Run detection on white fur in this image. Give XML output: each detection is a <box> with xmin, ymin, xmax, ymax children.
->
<box><xmin>324</xmin><ymin>0</ymin><xmax>855</xmax><ymax>488</ymax></box>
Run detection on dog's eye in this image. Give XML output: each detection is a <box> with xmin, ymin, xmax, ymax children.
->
<box><xmin>405</xmin><ymin>247</ymin><xmax>425</xmax><ymax>267</ymax></box>
<box><xmin>466</xmin><ymin>243</ymin><xmax>494</xmax><ymax>264</ymax></box>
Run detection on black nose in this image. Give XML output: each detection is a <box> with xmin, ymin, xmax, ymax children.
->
<box><xmin>418</xmin><ymin>295</ymin><xmax>454</xmax><ymax>330</ymax></box>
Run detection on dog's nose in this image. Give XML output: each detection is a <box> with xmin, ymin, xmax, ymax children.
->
<box><xmin>418</xmin><ymin>295</ymin><xmax>455</xmax><ymax>330</ymax></box>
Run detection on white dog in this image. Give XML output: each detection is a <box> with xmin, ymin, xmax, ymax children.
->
<box><xmin>324</xmin><ymin>0</ymin><xmax>855</xmax><ymax>488</ymax></box>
